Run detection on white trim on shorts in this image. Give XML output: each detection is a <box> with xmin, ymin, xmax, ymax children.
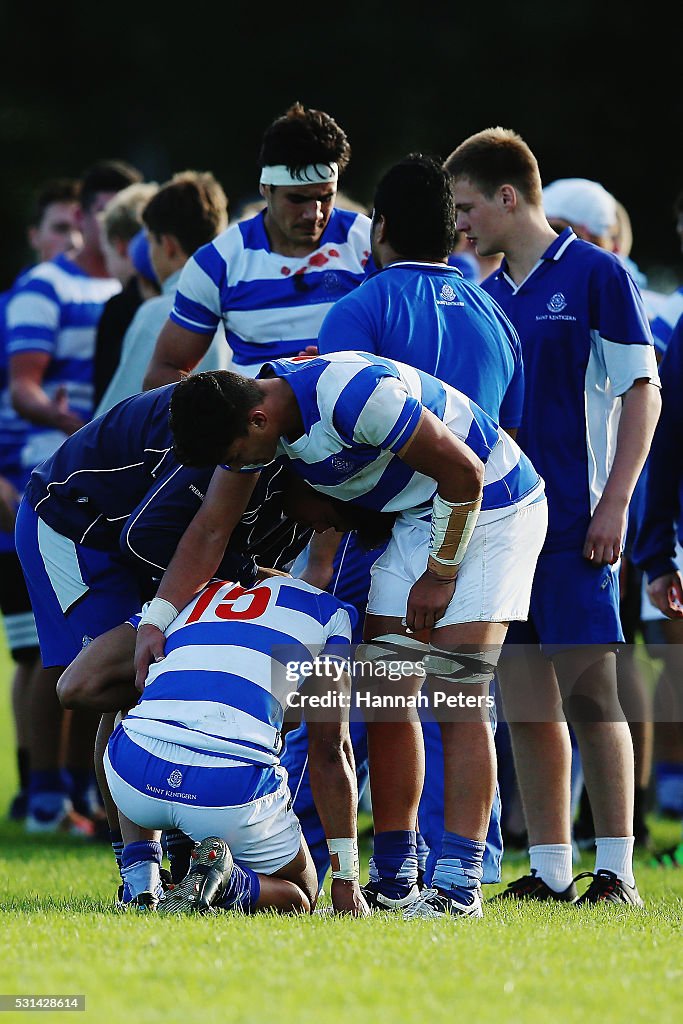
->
<box><xmin>367</xmin><ymin>498</ymin><xmax>548</xmax><ymax>626</ymax></box>
<box><xmin>36</xmin><ymin>518</ymin><xmax>88</xmax><ymax>614</ymax></box>
<box><xmin>104</xmin><ymin>746</ymin><xmax>301</xmax><ymax>875</ymax></box>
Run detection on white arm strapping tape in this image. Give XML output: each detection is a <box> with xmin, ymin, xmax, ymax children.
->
<box><xmin>427</xmin><ymin>493</ymin><xmax>482</xmax><ymax>579</ymax></box>
<box><xmin>138</xmin><ymin>597</ymin><xmax>179</xmax><ymax>633</ymax></box>
<box><xmin>328</xmin><ymin>838</ymin><xmax>359</xmax><ymax>881</ymax></box>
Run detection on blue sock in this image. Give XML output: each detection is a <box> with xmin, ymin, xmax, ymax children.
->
<box><xmin>416</xmin><ymin>831</ymin><xmax>430</xmax><ymax>876</ymax></box>
<box><xmin>121</xmin><ymin>840</ymin><xmax>163</xmax><ymax>899</ymax></box>
<box><xmin>432</xmin><ymin>831</ymin><xmax>485</xmax><ymax>897</ymax></box>
<box><xmin>655</xmin><ymin>762</ymin><xmax>683</xmax><ymax>816</ymax></box>
<box><xmin>215</xmin><ymin>863</ymin><xmax>260</xmax><ymax>913</ymax></box>
<box><xmin>162</xmin><ymin>829</ymin><xmax>194</xmax><ymax>883</ymax></box>
<box><xmin>28</xmin><ymin>770</ymin><xmax>70</xmax><ymax>819</ymax></box>
<box><xmin>65</xmin><ymin>768</ymin><xmax>97</xmax><ymax>817</ymax></box>
<box><xmin>110</xmin><ymin>830</ymin><xmax>124</xmax><ymax>872</ymax></box>
<box><xmin>368</xmin><ymin>830</ymin><xmax>418</xmax><ymax>899</ymax></box>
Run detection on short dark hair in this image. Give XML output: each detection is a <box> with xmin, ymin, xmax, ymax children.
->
<box><xmin>373</xmin><ymin>154</ymin><xmax>457</xmax><ymax>260</ymax></box>
<box><xmin>143</xmin><ymin>171</ymin><xmax>228</xmax><ymax>256</ymax></box>
<box><xmin>169</xmin><ymin>371</ymin><xmax>263</xmax><ymax>467</ymax></box>
<box><xmin>79</xmin><ymin>159</ymin><xmax>143</xmax><ymax>212</ymax></box>
<box><xmin>258</xmin><ymin>101</ymin><xmax>351</xmax><ymax>176</ymax></box>
<box><xmin>28</xmin><ymin>178</ymin><xmax>81</xmax><ymax>227</ymax></box>
<box><xmin>444</xmin><ymin>127</ymin><xmax>542</xmax><ymax>205</ymax></box>
<box><xmin>328</xmin><ymin>497</ymin><xmax>396</xmax><ymax>550</ymax></box>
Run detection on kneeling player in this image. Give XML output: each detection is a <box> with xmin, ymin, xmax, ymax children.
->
<box><xmin>58</xmin><ymin>574</ymin><xmax>368</xmax><ymax>916</ymax></box>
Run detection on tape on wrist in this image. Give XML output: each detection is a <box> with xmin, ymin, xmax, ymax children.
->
<box><xmin>428</xmin><ymin>492</ymin><xmax>482</xmax><ymax>579</ymax></box>
<box><xmin>139</xmin><ymin>597</ymin><xmax>179</xmax><ymax>633</ymax></box>
<box><xmin>328</xmin><ymin>838</ymin><xmax>359</xmax><ymax>880</ymax></box>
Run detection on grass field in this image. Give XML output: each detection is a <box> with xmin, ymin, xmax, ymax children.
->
<box><xmin>1</xmin><ymin>633</ymin><xmax>682</xmax><ymax>1024</ymax></box>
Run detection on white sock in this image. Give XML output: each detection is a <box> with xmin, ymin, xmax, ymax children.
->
<box><xmin>528</xmin><ymin>843</ymin><xmax>574</xmax><ymax>892</ymax></box>
<box><xmin>594</xmin><ymin>837</ymin><xmax>635</xmax><ymax>887</ymax></box>
<box><xmin>122</xmin><ymin>860</ymin><xmax>161</xmax><ymax>899</ymax></box>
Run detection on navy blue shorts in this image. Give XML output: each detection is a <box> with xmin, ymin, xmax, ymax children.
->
<box><xmin>15</xmin><ymin>498</ymin><xmax>141</xmax><ymax>667</ymax></box>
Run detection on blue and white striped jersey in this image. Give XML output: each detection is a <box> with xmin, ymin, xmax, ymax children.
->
<box><xmin>0</xmin><ymin>278</ymin><xmax>33</xmax><ymax>489</ymax></box>
<box><xmin>6</xmin><ymin>253</ymin><xmax>120</xmax><ymax>466</ymax></box>
<box><xmin>124</xmin><ymin>576</ymin><xmax>354</xmax><ymax>765</ymax></box>
<box><xmin>170</xmin><ymin>208</ymin><xmax>372</xmax><ymax>368</ymax></box>
<box><xmin>241</xmin><ymin>352</ymin><xmax>543</xmax><ymax>520</ymax></box>
<box><xmin>0</xmin><ymin>278</ymin><xmax>34</xmax><ymax>554</ymax></box>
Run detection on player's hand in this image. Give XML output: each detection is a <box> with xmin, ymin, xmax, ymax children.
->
<box><xmin>406</xmin><ymin>571</ymin><xmax>456</xmax><ymax>632</ymax></box>
<box><xmin>330</xmin><ymin>879</ymin><xmax>370</xmax><ymax>917</ymax></box>
<box><xmin>53</xmin><ymin>386</ymin><xmax>85</xmax><ymax>435</ymax></box>
<box><xmin>0</xmin><ymin>476</ymin><xmax>20</xmax><ymax>532</ymax></box>
<box><xmin>297</xmin><ymin>345</ymin><xmax>319</xmax><ymax>358</ymax></box>
<box><xmin>134</xmin><ymin>623</ymin><xmax>166</xmax><ymax>691</ymax></box>
<box><xmin>647</xmin><ymin>571</ymin><xmax>683</xmax><ymax>619</ymax></box>
<box><xmin>582</xmin><ymin>496</ymin><xmax>627</xmax><ymax>565</ymax></box>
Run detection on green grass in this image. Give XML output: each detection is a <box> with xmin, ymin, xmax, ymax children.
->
<box><xmin>1</xmin><ymin>632</ymin><xmax>682</xmax><ymax>1024</ymax></box>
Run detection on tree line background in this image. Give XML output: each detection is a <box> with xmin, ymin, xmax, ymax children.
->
<box><xmin>1</xmin><ymin>1</ymin><xmax>680</xmax><ymax>290</ymax></box>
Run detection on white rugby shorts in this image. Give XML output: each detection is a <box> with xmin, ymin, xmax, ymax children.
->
<box><xmin>367</xmin><ymin>498</ymin><xmax>548</xmax><ymax>626</ymax></box>
<box><xmin>104</xmin><ymin>744</ymin><xmax>302</xmax><ymax>875</ymax></box>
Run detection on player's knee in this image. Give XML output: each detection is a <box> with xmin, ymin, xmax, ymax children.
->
<box><xmin>561</xmin><ymin>692</ymin><xmax>605</xmax><ymax>722</ymax></box>
<box><xmin>56</xmin><ymin>665</ymin><xmax>84</xmax><ymax>708</ymax></box>
<box><xmin>425</xmin><ymin>646</ymin><xmax>499</xmax><ymax>687</ymax></box>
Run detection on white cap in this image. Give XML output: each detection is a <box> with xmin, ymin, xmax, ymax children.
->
<box><xmin>542</xmin><ymin>177</ymin><xmax>617</xmax><ymax>237</ymax></box>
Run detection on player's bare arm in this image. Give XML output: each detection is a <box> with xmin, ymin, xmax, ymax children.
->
<box><xmin>583</xmin><ymin>379</ymin><xmax>661</xmax><ymax>565</ymax></box>
<box><xmin>10</xmin><ymin>351</ymin><xmax>84</xmax><ymax>433</ymax></box>
<box><xmin>306</xmin><ymin>666</ymin><xmax>369</xmax><ymax>917</ymax></box>
<box><xmin>143</xmin><ymin>319</ymin><xmax>214</xmax><ymax>390</ymax></box>
<box><xmin>299</xmin><ymin>530</ymin><xmax>343</xmax><ymax>590</ymax></box>
<box><xmin>133</xmin><ymin>467</ymin><xmax>259</xmax><ymax>689</ymax></box>
<box><xmin>397</xmin><ymin>410</ymin><xmax>485</xmax><ymax>632</ymax></box>
<box><xmin>0</xmin><ymin>474</ymin><xmax>20</xmax><ymax>532</ymax></box>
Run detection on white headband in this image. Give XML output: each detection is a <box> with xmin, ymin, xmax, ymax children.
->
<box><xmin>259</xmin><ymin>162</ymin><xmax>338</xmax><ymax>187</ymax></box>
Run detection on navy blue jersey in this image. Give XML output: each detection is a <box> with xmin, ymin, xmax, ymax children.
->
<box><xmin>26</xmin><ymin>385</ymin><xmax>178</xmax><ymax>548</ymax></box>
<box><xmin>483</xmin><ymin>229</ymin><xmax>658</xmax><ymax>552</ymax></box>
<box><xmin>26</xmin><ymin>385</ymin><xmax>312</xmax><ymax>573</ymax></box>
<box><xmin>633</xmin><ymin>314</ymin><xmax>683</xmax><ymax>582</ymax></box>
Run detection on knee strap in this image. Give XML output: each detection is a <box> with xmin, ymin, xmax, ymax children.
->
<box><xmin>424</xmin><ymin>647</ymin><xmax>499</xmax><ymax>686</ymax></box>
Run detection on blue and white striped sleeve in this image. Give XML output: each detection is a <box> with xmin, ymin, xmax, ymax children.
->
<box><xmin>6</xmin><ymin>277</ymin><xmax>60</xmax><ymax>356</ymax></box>
<box><xmin>170</xmin><ymin>243</ymin><xmax>225</xmax><ymax>335</ymax></box>
<box><xmin>349</xmin><ymin>376</ymin><xmax>423</xmax><ymax>453</ymax></box>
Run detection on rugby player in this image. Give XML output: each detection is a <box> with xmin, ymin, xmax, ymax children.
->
<box><xmin>134</xmin><ymin>353</ymin><xmax>548</xmax><ymax>918</ymax></box>
<box><xmin>445</xmin><ymin>127</ymin><xmax>660</xmax><ymax>905</ymax></box>
<box><xmin>58</xmin><ymin>574</ymin><xmax>368</xmax><ymax>916</ymax></box>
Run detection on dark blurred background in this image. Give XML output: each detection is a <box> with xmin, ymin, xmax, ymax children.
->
<box><xmin>1</xmin><ymin>0</ymin><xmax>681</xmax><ymax>289</ymax></box>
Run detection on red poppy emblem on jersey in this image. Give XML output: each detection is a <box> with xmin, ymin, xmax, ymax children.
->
<box><xmin>328</xmin><ymin>249</ymin><xmax>340</xmax><ymax>258</ymax></box>
<box><xmin>280</xmin><ymin>266</ymin><xmax>291</xmax><ymax>275</ymax></box>
<box><xmin>308</xmin><ymin>253</ymin><xmax>329</xmax><ymax>268</ymax></box>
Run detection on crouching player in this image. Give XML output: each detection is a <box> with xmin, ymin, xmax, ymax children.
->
<box><xmin>58</xmin><ymin>574</ymin><xmax>369</xmax><ymax>916</ymax></box>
